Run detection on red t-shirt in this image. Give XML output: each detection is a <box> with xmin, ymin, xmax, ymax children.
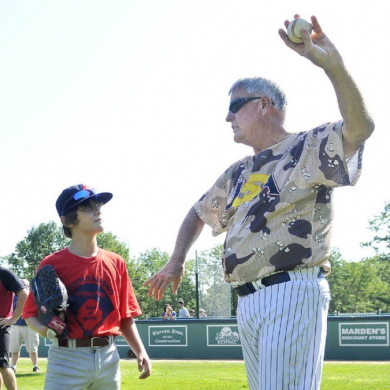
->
<box><xmin>23</xmin><ymin>248</ymin><xmax>142</xmax><ymax>338</ymax></box>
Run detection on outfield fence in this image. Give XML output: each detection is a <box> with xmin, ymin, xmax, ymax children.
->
<box><xmin>19</xmin><ymin>314</ymin><xmax>390</xmax><ymax>361</ymax></box>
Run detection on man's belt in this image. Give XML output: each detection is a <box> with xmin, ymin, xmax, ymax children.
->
<box><xmin>234</xmin><ymin>272</ymin><xmax>291</xmax><ymax>297</ymax></box>
<box><xmin>234</xmin><ymin>268</ymin><xmax>325</xmax><ymax>297</ymax></box>
<box><xmin>58</xmin><ymin>336</ymin><xmax>114</xmax><ymax>348</ymax></box>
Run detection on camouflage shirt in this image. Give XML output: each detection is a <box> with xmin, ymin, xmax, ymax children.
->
<box><xmin>194</xmin><ymin>121</ymin><xmax>364</xmax><ymax>285</ymax></box>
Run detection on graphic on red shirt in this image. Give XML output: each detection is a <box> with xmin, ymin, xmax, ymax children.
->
<box><xmin>70</xmin><ymin>283</ymin><xmax>114</xmax><ymax>336</ymax></box>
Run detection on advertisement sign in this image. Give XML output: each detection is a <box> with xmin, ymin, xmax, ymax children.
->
<box><xmin>148</xmin><ymin>325</ymin><xmax>187</xmax><ymax>347</ymax></box>
<box><xmin>339</xmin><ymin>322</ymin><xmax>389</xmax><ymax>346</ymax></box>
<box><xmin>114</xmin><ymin>335</ymin><xmax>127</xmax><ymax>346</ymax></box>
<box><xmin>207</xmin><ymin>324</ymin><xmax>241</xmax><ymax>347</ymax></box>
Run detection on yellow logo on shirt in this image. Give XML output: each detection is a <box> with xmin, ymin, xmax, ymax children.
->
<box><xmin>232</xmin><ymin>173</ymin><xmax>269</xmax><ymax>207</ymax></box>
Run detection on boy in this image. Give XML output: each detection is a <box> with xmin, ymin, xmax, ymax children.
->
<box><xmin>23</xmin><ymin>184</ymin><xmax>151</xmax><ymax>389</ymax></box>
<box><xmin>0</xmin><ymin>267</ymin><xmax>28</xmax><ymax>390</ymax></box>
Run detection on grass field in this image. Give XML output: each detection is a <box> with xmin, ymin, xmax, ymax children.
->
<box><xmin>11</xmin><ymin>358</ymin><xmax>390</xmax><ymax>389</ymax></box>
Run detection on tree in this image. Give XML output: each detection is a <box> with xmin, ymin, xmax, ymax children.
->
<box><xmin>4</xmin><ymin>253</ymin><xmax>26</xmax><ymax>279</ymax></box>
<box><xmin>363</xmin><ymin>256</ymin><xmax>390</xmax><ymax>312</ymax></box>
<box><xmin>327</xmin><ymin>248</ymin><xmax>349</xmax><ymax>313</ymax></box>
<box><xmin>97</xmin><ymin>232</ymin><xmax>129</xmax><ymax>262</ymax></box>
<box><xmin>197</xmin><ymin>245</ymin><xmax>233</xmax><ymax>317</ymax></box>
<box><xmin>127</xmin><ymin>248</ymin><xmax>196</xmax><ymax>319</ymax></box>
<box><xmin>359</xmin><ymin>201</ymin><xmax>390</xmax><ymax>312</ymax></box>
<box><xmin>6</xmin><ymin>221</ymin><xmax>69</xmax><ymax>279</ymax></box>
<box><xmin>0</xmin><ymin>256</ymin><xmax>8</xmax><ymax>266</ymax></box>
<box><xmin>362</xmin><ymin>201</ymin><xmax>390</xmax><ymax>257</ymax></box>
<box><xmin>327</xmin><ymin>249</ymin><xmax>390</xmax><ymax>313</ymax></box>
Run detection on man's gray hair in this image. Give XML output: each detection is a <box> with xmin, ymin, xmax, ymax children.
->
<box><xmin>228</xmin><ymin>77</ymin><xmax>287</xmax><ymax>112</ymax></box>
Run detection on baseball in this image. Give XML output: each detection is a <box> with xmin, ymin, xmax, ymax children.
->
<box><xmin>287</xmin><ymin>18</ymin><xmax>312</xmax><ymax>43</ymax></box>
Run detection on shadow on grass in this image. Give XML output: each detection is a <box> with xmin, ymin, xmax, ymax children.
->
<box><xmin>16</xmin><ymin>373</ymin><xmax>44</xmax><ymax>378</ymax></box>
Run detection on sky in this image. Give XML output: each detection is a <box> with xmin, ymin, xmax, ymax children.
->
<box><xmin>0</xmin><ymin>1</ymin><xmax>389</xmax><ymax>263</ymax></box>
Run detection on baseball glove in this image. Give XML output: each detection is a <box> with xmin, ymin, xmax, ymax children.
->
<box><xmin>31</xmin><ymin>265</ymin><xmax>68</xmax><ymax>338</ymax></box>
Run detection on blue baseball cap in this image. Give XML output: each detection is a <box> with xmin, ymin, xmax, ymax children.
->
<box><xmin>56</xmin><ymin>184</ymin><xmax>113</xmax><ymax>217</ymax></box>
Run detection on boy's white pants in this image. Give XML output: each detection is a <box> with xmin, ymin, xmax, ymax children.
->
<box><xmin>45</xmin><ymin>343</ymin><xmax>121</xmax><ymax>390</ymax></box>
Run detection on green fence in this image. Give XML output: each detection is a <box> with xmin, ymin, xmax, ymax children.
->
<box><xmin>22</xmin><ymin>315</ymin><xmax>390</xmax><ymax>361</ymax></box>
<box><xmin>325</xmin><ymin>315</ymin><xmax>390</xmax><ymax>360</ymax></box>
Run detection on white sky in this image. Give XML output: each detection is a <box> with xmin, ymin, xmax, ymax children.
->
<box><xmin>0</xmin><ymin>1</ymin><xmax>389</xmax><ymax>262</ymax></box>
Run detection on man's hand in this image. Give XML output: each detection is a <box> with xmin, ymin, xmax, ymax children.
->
<box><xmin>279</xmin><ymin>15</ymin><xmax>343</xmax><ymax>72</ymax></box>
<box><xmin>280</xmin><ymin>14</ymin><xmax>374</xmax><ymax>156</ymax></box>
<box><xmin>143</xmin><ymin>257</ymin><xmax>185</xmax><ymax>301</ymax></box>
<box><xmin>144</xmin><ymin>207</ymin><xmax>204</xmax><ymax>300</ymax></box>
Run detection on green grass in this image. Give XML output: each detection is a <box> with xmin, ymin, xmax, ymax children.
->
<box><xmin>12</xmin><ymin>358</ymin><xmax>390</xmax><ymax>389</ymax></box>
<box><xmin>321</xmin><ymin>362</ymin><xmax>390</xmax><ymax>390</ymax></box>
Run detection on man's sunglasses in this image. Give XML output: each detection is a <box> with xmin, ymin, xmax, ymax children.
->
<box><xmin>228</xmin><ymin>96</ymin><xmax>275</xmax><ymax>114</ymax></box>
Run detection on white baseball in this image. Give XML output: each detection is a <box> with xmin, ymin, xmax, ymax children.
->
<box><xmin>287</xmin><ymin>18</ymin><xmax>312</xmax><ymax>43</ymax></box>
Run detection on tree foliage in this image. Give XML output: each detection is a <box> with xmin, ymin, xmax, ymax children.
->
<box><xmin>328</xmin><ymin>250</ymin><xmax>390</xmax><ymax>313</ymax></box>
<box><xmin>197</xmin><ymin>245</ymin><xmax>233</xmax><ymax>317</ymax></box>
<box><xmin>97</xmin><ymin>232</ymin><xmax>130</xmax><ymax>262</ymax></box>
<box><xmin>362</xmin><ymin>201</ymin><xmax>390</xmax><ymax>257</ymax></box>
<box><xmin>127</xmin><ymin>248</ymin><xmax>196</xmax><ymax>319</ymax></box>
<box><xmin>6</xmin><ymin>221</ymin><xmax>69</xmax><ymax>279</ymax></box>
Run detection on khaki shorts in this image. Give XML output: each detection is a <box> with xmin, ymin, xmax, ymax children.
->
<box><xmin>10</xmin><ymin>325</ymin><xmax>40</xmax><ymax>354</ymax></box>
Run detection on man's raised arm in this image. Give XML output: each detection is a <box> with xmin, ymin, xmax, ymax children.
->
<box><xmin>279</xmin><ymin>15</ymin><xmax>375</xmax><ymax>157</ymax></box>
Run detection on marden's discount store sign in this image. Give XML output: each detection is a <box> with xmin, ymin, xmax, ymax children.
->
<box><xmin>338</xmin><ymin>322</ymin><xmax>389</xmax><ymax>346</ymax></box>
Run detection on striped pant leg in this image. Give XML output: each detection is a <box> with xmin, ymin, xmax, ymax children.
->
<box><xmin>237</xmin><ymin>269</ymin><xmax>330</xmax><ymax>390</ymax></box>
<box><xmin>237</xmin><ymin>289</ymin><xmax>261</xmax><ymax>390</ymax></box>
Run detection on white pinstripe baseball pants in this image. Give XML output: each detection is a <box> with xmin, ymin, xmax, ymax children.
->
<box><xmin>237</xmin><ymin>267</ymin><xmax>330</xmax><ymax>390</ymax></box>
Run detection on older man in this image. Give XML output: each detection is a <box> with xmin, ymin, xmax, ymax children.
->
<box><xmin>145</xmin><ymin>15</ymin><xmax>374</xmax><ymax>390</ymax></box>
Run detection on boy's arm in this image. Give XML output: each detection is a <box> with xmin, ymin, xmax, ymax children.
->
<box><xmin>120</xmin><ymin>317</ymin><xmax>152</xmax><ymax>379</ymax></box>
<box><xmin>25</xmin><ymin>316</ymin><xmax>51</xmax><ymax>338</ymax></box>
<box><xmin>10</xmin><ymin>288</ymin><xmax>28</xmax><ymax>324</ymax></box>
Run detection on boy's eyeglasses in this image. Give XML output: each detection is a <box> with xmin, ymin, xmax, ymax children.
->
<box><xmin>72</xmin><ymin>189</ymin><xmax>97</xmax><ymax>201</ymax></box>
<box><xmin>228</xmin><ymin>96</ymin><xmax>275</xmax><ymax>114</ymax></box>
